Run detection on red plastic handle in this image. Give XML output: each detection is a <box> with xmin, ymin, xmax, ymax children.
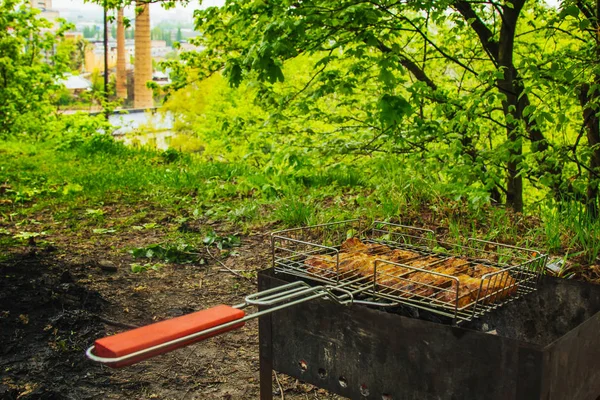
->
<box><xmin>93</xmin><ymin>305</ymin><xmax>245</xmax><ymax>368</ymax></box>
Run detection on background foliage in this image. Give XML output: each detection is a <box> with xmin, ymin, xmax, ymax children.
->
<box><xmin>162</xmin><ymin>0</ymin><xmax>600</xmax><ymax>218</ymax></box>
<box><xmin>1</xmin><ymin>0</ymin><xmax>599</xmax><ymax>273</ymax></box>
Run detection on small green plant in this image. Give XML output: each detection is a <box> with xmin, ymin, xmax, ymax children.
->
<box><xmin>130</xmin><ymin>242</ymin><xmax>199</xmax><ymax>263</ymax></box>
<box><xmin>92</xmin><ymin>228</ymin><xmax>116</xmax><ymax>234</ymax></box>
<box><xmin>85</xmin><ymin>209</ymin><xmax>105</xmax><ymax>218</ymax></box>
<box><xmin>160</xmin><ymin>148</ymin><xmax>182</xmax><ymax>163</ymax></box>
<box><xmin>130</xmin><ymin>262</ymin><xmax>164</xmax><ymax>273</ymax></box>
<box><xmin>229</xmin><ymin>203</ymin><xmax>259</xmax><ymax>223</ymax></box>
<box><xmin>62</xmin><ymin>183</ymin><xmax>84</xmax><ymax>196</ymax></box>
<box><xmin>85</xmin><ymin>208</ymin><xmax>105</xmax><ymax>224</ymax></box>
<box><xmin>203</xmin><ymin>231</ymin><xmax>241</xmax><ymax>250</ymax></box>
<box><xmin>13</xmin><ymin>231</ymin><xmax>46</xmax><ymax>242</ymax></box>
<box><xmin>132</xmin><ymin>222</ymin><xmax>160</xmax><ymax>230</ymax></box>
<box><xmin>239</xmin><ymin>270</ymin><xmax>257</xmax><ymax>280</ymax></box>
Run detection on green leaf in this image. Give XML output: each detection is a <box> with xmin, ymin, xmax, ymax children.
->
<box><xmin>62</xmin><ymin>183</ymin><xmax>83</xmax><ymax>195</ymax></box>
<box><xmin>378</xmin><ymin>94</ymin><xmax>412</xmax><ymax>127</ymax></box>
<box><xmin>92</xmin><ymin>228</ymin><xmax>115</xmax><ymax>235</ymax></box>
<box><xmin>579</xmin><ymin>18</ymin><xmax>591</xmax><ymax>30</ymax></box>
<box><xmin>225</xmin><ymin>62</ymin><xmax>243</xmax><ymax>87</ymax></box>
<box><xmin>379</xmin><ymin>68</ymin><xmax>396</xmax><ymax>88</ymax></box>
<box><xmin>562</xmin><ymin>5</ymin><xmax>579</xmax><ymax>17</ymax></box>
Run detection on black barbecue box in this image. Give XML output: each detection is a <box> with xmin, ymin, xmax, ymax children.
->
<box><xmin>86</xmin><ymin>220</ymin><xmax>600</xmax><ymax>400</ymax></box>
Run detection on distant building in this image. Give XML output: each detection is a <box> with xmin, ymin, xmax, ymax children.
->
<box><xmin>178</xmin><ymin>42</ymin><xmax>203</xmax><ymax>52</ymax></box>
<box><xmin>64</xmin><ymin>31</ymin><xmax>83</xmax><ymax>41</ymax></box>
<box><xmin>31</xmin><ymin>0</ymin><xmax>50</xmax><ymax>10</ymax></box>
<box><xmin>30</xmin><ymin>0</ymin><xmax>59</xmax><ymax>21</ymax></box>
<box><xmin>85</xmin><ymin>40</ymin><xmax>119</xmax><ymax>72</ymax></box>
<box><xmin>84</xmin><ymin>39</ymin><xmax>174</xmax><ymax>73</ymax></box>
<box><xmin>59</xmin><ymin>74</ymin><xmax>92</xmax><ymax>95</ymax></box>
<box><xmin>152</xmin><ymin>71</ymin><xmax>171</xmax><ymax>86</ymax></box>
<box><xmin>150</xmin><ymin>40</ymin><xmax>172</xmax><ymax>59</ymax></box>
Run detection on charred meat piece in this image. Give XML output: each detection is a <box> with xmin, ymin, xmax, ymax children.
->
<box><xmin>436</xmin><ymin>257</ymin><xmax>470</xmax><ymax>270</ymax></box>
<box><xmin>436</xmin><ymin>276</ymin><xmax>479</xmax><ymax>308</ymax></box>
<box><xmin>390</xmin><ymin>264</ymin><xmax>460</xmax><ymax>297</ymax></box>
<box><xmin>404</xmin><ymin>256</ymin><xmax>446</xmax><ymax>269</ymax></box>
<box><xmin>338</xmin><ymin>254</ymin><xmax>375</xmax><ymax>276</ymax></box>
<box><xmin>304</xmin><ymin>238</ymin><xmax>518</xmax><ymax>308</ymax></box>
<box><xmin>365</xmin><ymin>242</ymin><xmax>392</xmax><ymax>255</ymax></box>
<box><xmin>384</xmin><ymin>249</ymin><xmax>423</xmax><ymax>263</ymax></box>
<box><xmin>340</xmin><ymin>237</ymin><xmax>369</xmax><ymax>253</ymax></box>
<box><xmin>478</xmin><ymin>270</ymin><xmax>518</xmax><ymax>302</ymax></box>
<box><xmin>304</xmin><ymin>254</ymin><xmax>337</xmax><ymax>277</ymax></box>
<box><xmin>466</xmin><ymin>263</ymin><xmax>498</xmax><ymax>278</ymax></box>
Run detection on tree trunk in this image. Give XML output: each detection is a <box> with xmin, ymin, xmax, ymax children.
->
<box><xmin>581</xmin><ymin>86</ymin><xmax>600</xmax><ymax>218</ymax></box>
<box><xmin>574</xmin><ymin>0</ymin><xmax>600</xmax><ymax>218</ymax></box>
<box><xmin>134</xmin><ymin>2</ymin><xmax>153</xmax><ymax>109</ymax></box>
<box><xmin>496</xmin><ymin>2</ymin><xmax>525</xmax><ymax>212</ymax></box>
<box><xmin>454</xmin><ymin>0</ymin><xmax>527</xmax><ymax>211</ymax></box>
<box><xmin>116</xmin><ymin>8</ymin><xmax>127</xmax><ymax>100</ymax></box>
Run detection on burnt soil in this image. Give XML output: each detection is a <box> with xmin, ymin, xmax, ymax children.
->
<box><xmin>0</xmin><ymin>233</ymin><xmax>340</xmax><ymax>400</ymax></box>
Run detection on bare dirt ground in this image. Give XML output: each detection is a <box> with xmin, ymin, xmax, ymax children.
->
<box><xmin>0</xmin><ymin>222</ymin><xmax>341</xmax><ymax>400</ymax></box>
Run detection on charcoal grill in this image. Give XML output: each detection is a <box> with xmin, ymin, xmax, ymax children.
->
<box><xmin>258</xmin><ymin>268</ymin><xmax>600</xmax><ymax>400</ymax></box>
<box><xmin>85</xmin><ymin>220</ymin><xmax>600</xmax><ymax>399</ymax></box>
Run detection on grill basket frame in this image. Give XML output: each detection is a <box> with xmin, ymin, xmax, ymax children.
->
<box><xmin>271</xmin><ymin>219</ymin><xmax>547</xmax><ymax>323</ymax></box>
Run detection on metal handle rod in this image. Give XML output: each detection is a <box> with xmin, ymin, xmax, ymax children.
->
<box><xmin>86</xmin><ymin>280</ymin><xmax>380</xmax><ymax>365</ymax></box>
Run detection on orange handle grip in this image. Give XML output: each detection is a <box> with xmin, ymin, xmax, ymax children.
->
<box><xmin>93</xmin><ymin>305</ymin><xmax>245</xmax><ymax>368</ymax></box>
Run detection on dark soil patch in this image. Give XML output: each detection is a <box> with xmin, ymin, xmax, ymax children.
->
<box><xmin>0</xmin><ymin>250</ymin><xmax>108</xmax><ymax>399</ymax></box>
<box><xmin>0</xmin><ymin>238</ymin><xmax>340</xmax><ymax>399</ymax></box>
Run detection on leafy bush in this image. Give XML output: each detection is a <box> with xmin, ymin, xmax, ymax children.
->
<box><xmin>0</xmin><ymin>0</ymin><xmax>71</xmax><ymax>138</ymax></box>
<box><xmin>160</xmin><ymin>148</ymin><xmax>183</xmax><ymax>163</ymax></box>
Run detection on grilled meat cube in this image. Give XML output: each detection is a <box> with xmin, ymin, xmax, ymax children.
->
<box><xmin>436</xmin><ymin>280</ymin><xmax>477</xmax><ymax>308</ymax></box>
<box><xmin>304</xmin><ymin>254</ymin><xmax>337</xmax><ymax>276</ymax></box>
<box><xmin>385</xmin><ymin>249</ymin><xmax>423</xmax><ymax>263</ymax></box>
<box><xmin>435</xmin><ymin>257</ymin><xmax>470</xmax><ymax>270</ymax></box>
<box><xmin>478</xmin><ymin>270</ymin><xmax>518</xmax><ymax>302</ymax></box>
<box><xmin>371</xmin><ymin>263</ymin><xmax>412</xmax><ymax>287</ymax></box>
<box><xmin>341</xmin><ymin>237</ymin><xmax>369</xmax><ymax>253</ymax></box>
<box><xmin>306</xmin><ymin>252</ymin><xmax>361</xmax><ymax>277</ymax></box>
<box><xmin>434</xmin><ymin>274</ymin><xmax>482</xmax><ymax>308</ymax></box>
<box><xmin>466</xmin><ymin>263</ymin><xmax>498</xmax><ymax>278</ymax></box>
<box><xmin>365</xmin><ymin>242</ymin><xmax>392</xmax><ymax>255</ymax></box>
<box><xmin>404</xmin><ymin>256</ymin><xmax>446</xmax><ymax>269</ymax></box>
<box><xmin>389</xmin><ymin>263</ymin><xmax>456</xmax><ymax>297</ymax></box>
<box><xmin>339</xmin><ymin>254</ymin><xmax>374</xmax><ymax>276</ymax></box>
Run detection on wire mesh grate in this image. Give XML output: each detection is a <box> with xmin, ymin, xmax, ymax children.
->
<box><xmin>271</xmin><ymin>219</ymin><xmax>547</xmax><ymax>323</ymax></box>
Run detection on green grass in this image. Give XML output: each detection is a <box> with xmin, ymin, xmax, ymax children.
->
<box><xmin>274</xmin><ymin>197</ymin><xmax>316</xmax><ymax>227</ymax></box>
<box><xmin>538</xmin><ymin>201</ymin><xmax>600</xmax><ymax>264</ymax></box>
<box><xmin>0</xmin><ymin>136</ymin><xmax>599</xmax><ymax>270</ymax></box>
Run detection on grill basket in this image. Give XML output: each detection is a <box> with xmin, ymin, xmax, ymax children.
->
<box><xmin>271</xmin><ymin>219</ymin><xmax>547</xmax><ymax>323</ymax></box>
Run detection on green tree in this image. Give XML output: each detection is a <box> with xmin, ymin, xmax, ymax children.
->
<box><xmin>531</xmin><ymin>1</ymin><xmax>600</xmax><ymax>216</ymax></box>
<box><xmin>169</xmin><ymin>0</ymin><xmax>597</xmax><ymax>213</ymax></box>
<box><xmin>0</xmin><ymin>0</ymin><xmax>71</xmax><ymax>137</ymax></box>
<box><xmin>83</xmin><ymin>25</ymin><xmax>96</xmax><ymax>39</ymax></box>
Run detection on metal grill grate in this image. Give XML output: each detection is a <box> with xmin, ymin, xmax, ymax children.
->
<box><xmin>271</xmin><ymin>219</ymin><xmax>547</xmax><ymax>323</ymax></box>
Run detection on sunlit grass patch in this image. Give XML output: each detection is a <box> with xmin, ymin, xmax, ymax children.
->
<box><xmin>274</xmin><ymin>197</ymin><xmax>316</xmax><ymax>227</ymax></box>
